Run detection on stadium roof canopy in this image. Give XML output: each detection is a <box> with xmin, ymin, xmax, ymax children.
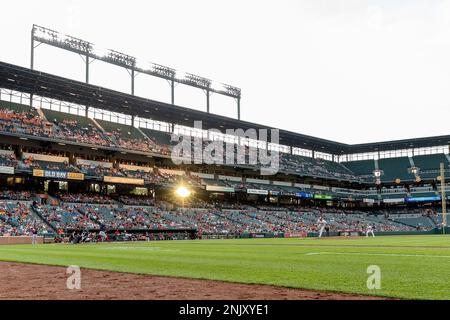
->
<box><xmin>0</xmin><ymin>61</ymin><xmax>449</xmax><ymax>155</ymax></box>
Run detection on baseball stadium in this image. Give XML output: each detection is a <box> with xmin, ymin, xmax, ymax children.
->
<box><xmin>0</xmin><ymin>24</ymin><xmax>449</xmax><ymax>301</ymax></box>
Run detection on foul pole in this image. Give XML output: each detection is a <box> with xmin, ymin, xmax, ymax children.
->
<box><xmin>440</xmin><ymin>162</ymin><xmax>447</xmax><ymax>234</ymax></box>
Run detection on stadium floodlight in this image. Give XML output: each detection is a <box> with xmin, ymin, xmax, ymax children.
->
<box><xmin>209</xmin><ymin>82</ymin><xmax>241</xmax><ymax>98</ymax></box>
<box><xmin>151</xmin><ymin>63</ymin><xmax>176</xmax><ymax>79</ymax></box>
<box><xmin>61</xmin><ymin>34</ymin><xmax>92</xmax><ymax>53</ymax></box>
<box><xmin>183</xmin><ymin>73</ymin><xmax>211</xmax><ymax>89</ymax></box>
<box><xmin>31</xmin><ymin>24</ymin><xmax>243</xmax><ymax>118</ymax></box>
<box><xmin>33</xmin><ymin>25</ymin><xmax>59</xmax><ymax>42</ymax></box>
<box><xmin>33</xmin><ymin>25</ymin><xmax>92</xmax><ymax>54</ymax></box>
<box><xmin>175</xmin><ymin>186</ymin><xmax>191</xmax><ymax>198</ymax></box>
<box><xmin>223</xmin><ymin>84</ymin><xmax>241</xmax><ymax>98</ymax></box>
<box><xmin>103</xmin><ymin>50</ymin><xmax>136</xmax><ymax>68</ymax></box>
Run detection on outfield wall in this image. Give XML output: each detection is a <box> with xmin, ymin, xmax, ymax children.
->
<box><xmin>374</xmin><ymin>230</ymin><xmax>436</xmax><ymax>236</ymax></box>
<box><xmin>237</xmin><ymin>230</ymin><xmax>437</xmax><ymax>239</ymax></box>
<box><xmin>0</xmin><ymin>236</ymin><xmax>44</xmax><ymax>245</ymax></box>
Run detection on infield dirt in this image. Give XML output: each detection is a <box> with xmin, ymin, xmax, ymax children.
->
<box><xmin>0</xmin><ymin>261</ymin><xmax>392</xmax><ymax>300</ymax></box>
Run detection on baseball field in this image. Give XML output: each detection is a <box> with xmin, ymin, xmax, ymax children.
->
<box><xmin>1</xmin><ymin>235</ymin><xmax>450</xmax><ymax>300</ymax></box>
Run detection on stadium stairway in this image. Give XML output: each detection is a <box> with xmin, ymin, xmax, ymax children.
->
<box><xmin>446</xmin><ymin>154</ymin><xmax>450</xmax><ymax>164</ymax></box>
<box><xmin>91</xmin><ymin>118</ymin><xmax>108</xmax><ymax>134</ymax></box>
<box><xmin>30</xmin><ymin>205</ymin><xmax>58</xmax><ymax>233</ymax></box>
<box><xmin>136</xmin><ymin>126</ymin><xmax>150</xmax><ymax>140</ymax></box>
<box><xmin>36</xmin><ymin>108</ymin><xmax>48</xmax><ymax>121</ymax></box>
<box><xmin>427</xmin><ymin>215</ymin><xmax>438</xmax><ymax>228</ymax></box>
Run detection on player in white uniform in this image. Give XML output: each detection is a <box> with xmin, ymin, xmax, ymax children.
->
<box><xmin>365</xmin><ymin>225</ymin><xmax>375</xmax><ymax>238</ymax></box>
<box><xmin>317</xmin><ymin>217</ymin><xmax>327</xmax><ymax>238</ymax></box>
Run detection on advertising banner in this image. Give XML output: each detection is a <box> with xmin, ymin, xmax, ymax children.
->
<box><xmin>247</xmin><ymin>189</ymin><xmax>269</xmax><ymax>195</ymax></box>
<box><xmin>406</xmin><ymin>196</ymin><xmax>441</xmax><ymax>202</ymax></box>
<box><xmin>206</xmin><ymin>185</ymin><xmax>235</xmax><ymax>193</ymax></box>
<box><xmin>104</xmin><ymin>176</ymin><xmax>144</xmax><ymax>185</ymax></box>
<box><xmin>314</xmin><ymin>194</ymin><xmax>333</xmax><ymax>200</ymax></box>
<box><xmin>0</xmin><ymin>166</ymin><xmax>14</xmax><ymax>175</ymax></box>
<box><xmin>33</xmin><ymin>169</ymin><xmax>85</xmax><ymax>181</ymax></box>
<box><xmin>295</xmin><ymin>192</ymin><xmax>313</xmax><ymax>198</ymax></box>
<box><xmin>284</xmin><ymin>232</ymin><xmax>307</xmax><ymax>238</ymax></box>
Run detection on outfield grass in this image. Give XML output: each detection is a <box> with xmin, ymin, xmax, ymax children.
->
<box><xmin>1</xmin><ymin>235</ymin><xmax>450</xmax><ymax>299</ymax></box>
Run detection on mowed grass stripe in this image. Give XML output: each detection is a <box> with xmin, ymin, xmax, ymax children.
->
<box><xmin>0</xmin><ymin>236</ymin><xmax>450</xmax><ymax>299</ymax></box>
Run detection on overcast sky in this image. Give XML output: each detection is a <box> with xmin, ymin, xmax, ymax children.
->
<box><xmin>1</xmin><ymin>0</ymin><xmax>450</xmax><ymax>145</ymax></box>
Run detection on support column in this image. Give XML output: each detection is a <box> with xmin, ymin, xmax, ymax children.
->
<box><xmin>131</xmin><ymin>69</ymin><xmax>135</xmax><ymax>95</ymax></box>
<box><xmin>440</xmin><ymin>162</ymin><xmax>447</xmax><ymax>230</ymax></box>
<box><xmin>206</xmin><ymin>89</ymin><xmax>210</xmax><ymax>113</ymax></box>
<box><xmin>237</xmin><ymin>97</ymin><xmax>241</xmax><ymax>120</ymax></box>
<box><xmin>171</xmin><ymin>80</ymin><xmax>175</xmax><ymax>105</ymax></box>
<box><xmin>85</xmin><ymin>54</ymin><xmax>89</xmax><ymax>84</ymax></box>
<box><xmin>30</xmin><ymin>29</ymin><xmax>35</xmax><ymax>70</ymax></box>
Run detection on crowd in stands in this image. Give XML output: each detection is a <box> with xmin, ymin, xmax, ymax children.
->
<box><xmin>0</xmin><ymin>201</ymin><xmax>49</xmax><ymax>236</ymax></box>
<box><xmin>110</xmin><ymin>128</ymin><xmax>170</xmax><ymax>155</ymax></box>
<box><xmin>78</xmin><ymin>164</ymin><xmax>121</xmax><ymax>176</ymax></box>
<box><xmin>0</xmin><ymin>104</ymin><xmax>368</xmax><ymax>181</ymax></box>
<box><xmin>0</xmin><ymin>150</ymin><xmax>203</xmax><ymax>188</ymax></box>
<box><xmin>20</xmin><ymin>155</ymin><xmax>81</xmax><ymax>173</ymax></box>
<box><xmin>52</xmin><ymin>119</ymin><xmax>114</xmax><ymax>147</ymax></box>
<box><xmin>280</xmin><ymin>153</ymin><xmax>358</xmax><ymax>181</ymax></box>
<box><xmin>33</xmin><ymin>202</ymin><xmax>99</xmax><ymax>230</ymax></box>
<box><xmin>56</xmin><ymin>192</ymin><xmax>114</xmax><ymax>204</ymax></box>
<box><xmin>0</xmin><ymin>190</ymin><xmax>32</xmax><ymax>200</ymax></box>
<box><xmin>0</xmin><ymin>153</ymin><xmax>18</xmax><ymax>168</ymax></box>
<box><xmin>119</xmin><ymin>195</ymin><xmax>155</xmax><ymax>206</ymax></box>
<box><xmin>76</xmin><ymin>204</ymin><xmax>188</xmax><ymax>230</ymax></box>
<box><xmin>124</xmin><ymin>169</ymin><xmax>167</xmax><ymax>183</ymax></box>
<box><xmin>115</xmin><ymin>136</ymin><xmax>155</xmax><ymax>154</ymax></box>
<box><xmin>0</xmin><ymin>193</ymin><xmax>438</xmax><ymax>238</ymax></box>
<box><xmin>0</xmin><ymin>109</ymin><xmax>51</xmax><ymax>137</ymax></box>
<box><xmin>156</xmin><ymin>171</ymin><xmax>202</xmax><ymax>187</ymax></box>
<box><xmin>0</xmin><ymin>107</ymin><xmax>171</xmax><ymax>155</ymax></box>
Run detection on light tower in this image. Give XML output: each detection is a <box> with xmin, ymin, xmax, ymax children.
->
<box><xmin>440</xmin><ymin>162</ymin><xmax>447</xmax><ymax>234</ymax></box>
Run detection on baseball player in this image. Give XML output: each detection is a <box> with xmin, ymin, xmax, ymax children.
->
<box><xmin>31</xmin><ymin>225</ymin><xmax>38</xmax><ymax>245</ymax></box>
<box><xmin>98</xmin><ymin>224</ymin><xmax>107</xmax><ymax>242</ymax></box>
<box><xmin>317</xmin><ymin>217</ymin><xmax>327</xmax><ymax>238</ymax></box>
<box><xmin>365</xmin><ymin>225</ymin><xmax>375</xmax><ymax>238</ymax></box>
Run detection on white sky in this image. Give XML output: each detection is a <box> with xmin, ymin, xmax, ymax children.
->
<box><xmin>1</xmin><ymin>0</ymin><xmax>450</xmax><ymax>144</ymax></box>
